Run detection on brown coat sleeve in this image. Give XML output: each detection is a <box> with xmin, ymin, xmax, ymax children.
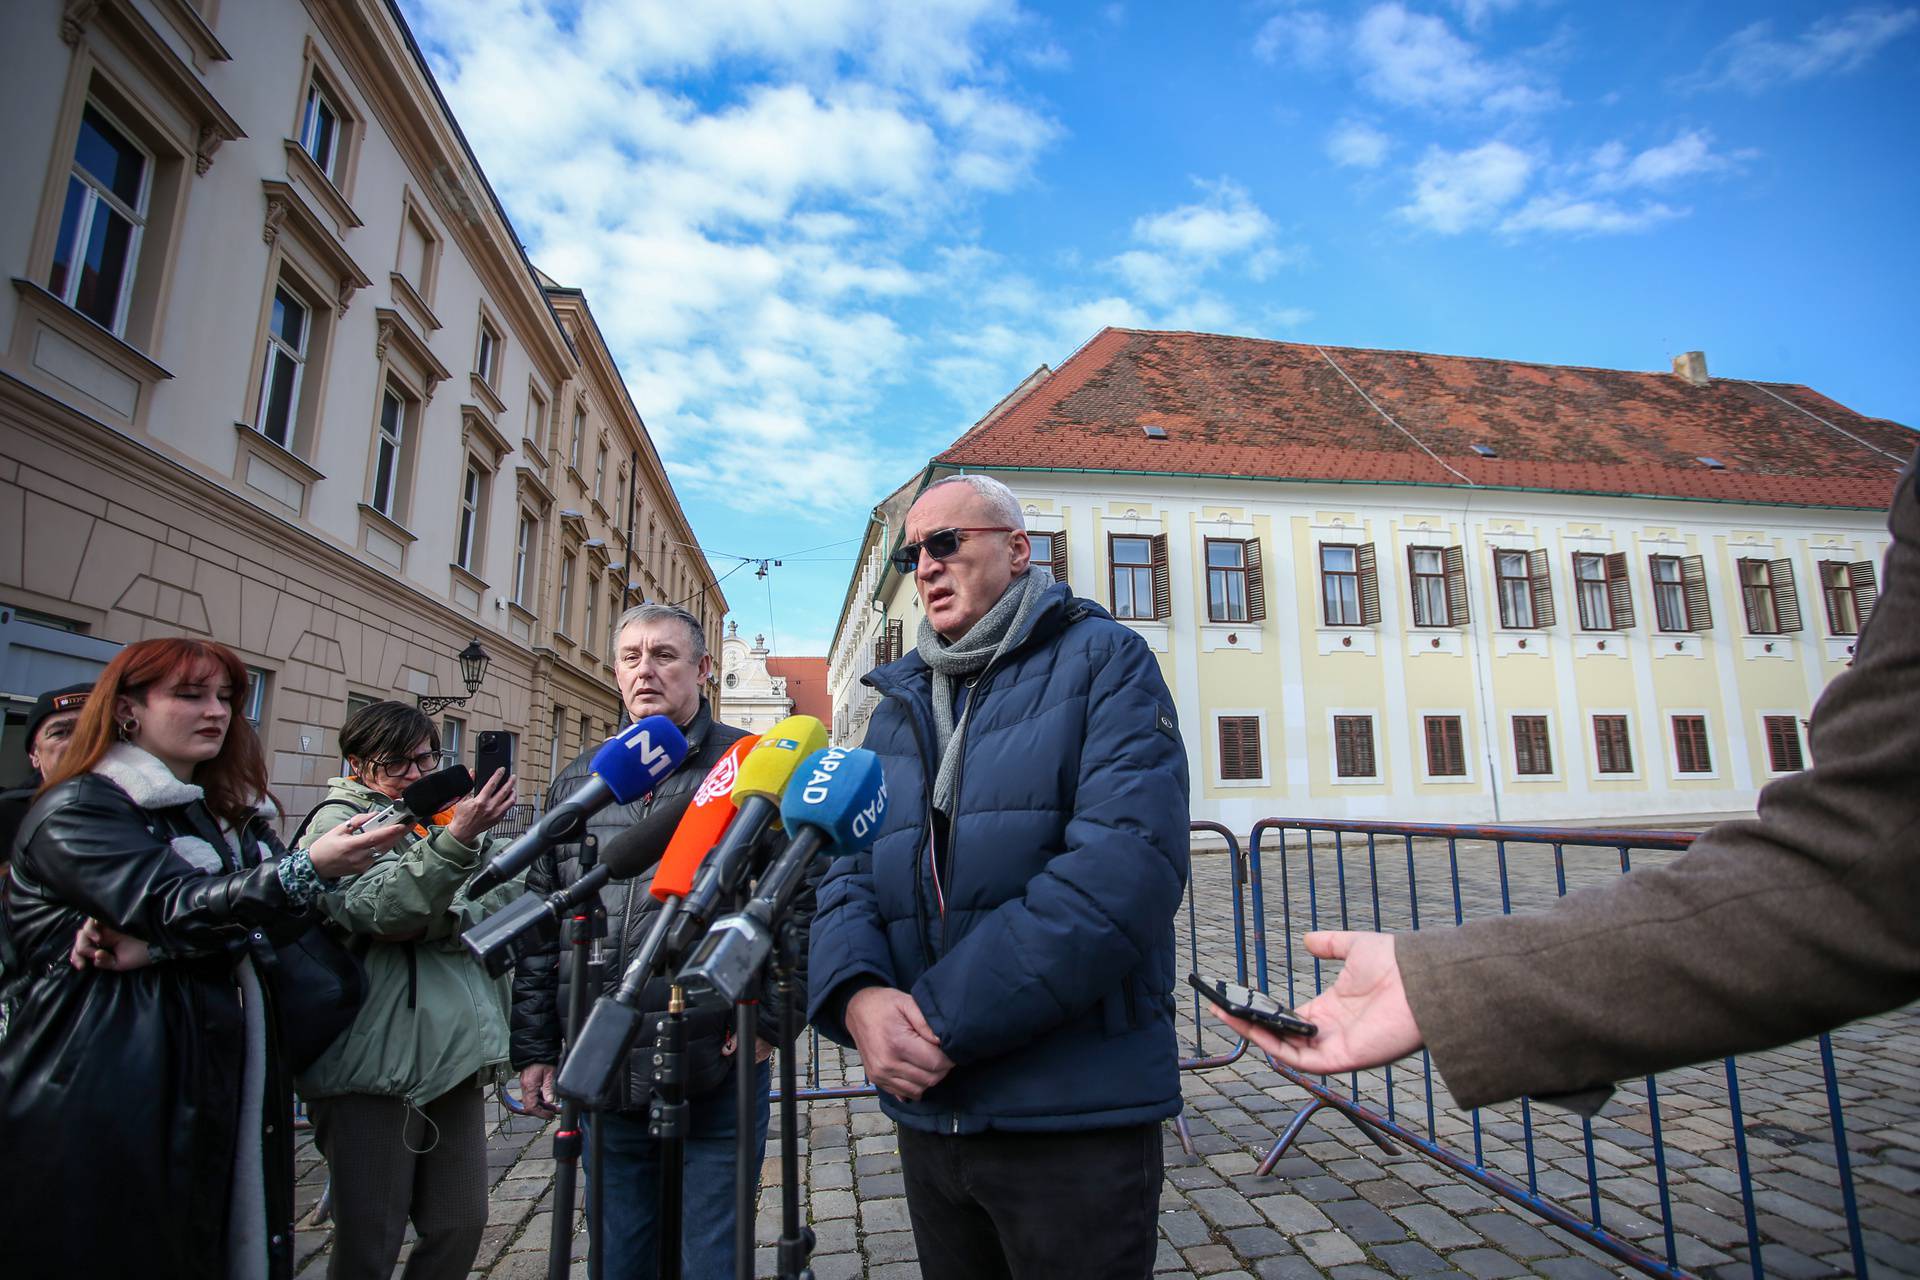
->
<box><xmin>1400</xmin><ymin>450</ymin><xmax>1920</xmax><ymax>1111</ymax></box>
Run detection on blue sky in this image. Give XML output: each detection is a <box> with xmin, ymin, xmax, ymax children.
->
<box><xmin>398</xmin><ymin>0</ymin><xmax>1920</xmax><ymax>655</ymax></box>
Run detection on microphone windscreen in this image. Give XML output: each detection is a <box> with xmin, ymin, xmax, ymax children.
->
<box><xmin>648</xmin><ymin>734</ymin><xmax>759</xmax><ymax>900</ymax></box>
<box><xmin>730</xmin><ymin>715</ymin><xmax>827</xmax><ymax>806</ymax></box>
<box><xmin>595</xmin><ymin>785</ymin><xmax>699</xmax><ymax>879</ymax></box>
<box><xmin>589</xmin><ymin>715</ymin><xmax>689</xmax><ymax>804</ymax></box>
<box><xmin>402</xmin><ymin>765</ymin><xmax>473</xmax><ymax>818</ymax></box>
<box><xmin>779</xmin><ymin>748</ymin><xmax>888</xmax><ymax>852</ymax></box>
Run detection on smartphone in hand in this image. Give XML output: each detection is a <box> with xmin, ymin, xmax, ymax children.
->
<box><xmin>474</xmin><ymin>730</ymin><xmax>513</xmax><ymax>789</ymax></box>
<box><xmin>1188</xmin><ymin>972</ymin><xmax>1318</xmax><ymax>1038</ymax></box>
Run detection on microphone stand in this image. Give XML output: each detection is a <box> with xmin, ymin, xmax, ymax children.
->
<box><xmin>548</xmin><ymin>834</ymin><xmax>606</xmax><ymax>1280</ymax></box>
<box><xmin>651</xmin><ymin>986</ymin><xmax>689</xmax><ymax>1279</ymax></box>
<box><xmin>771</xmin><ymin>919</ymin><xmax>814</xmax><ymax>1280</ymax></box>
<box><xmin>733</xmin><ymin>996</ymin><xmax>759</xmax><ymax>1280</ymax></box>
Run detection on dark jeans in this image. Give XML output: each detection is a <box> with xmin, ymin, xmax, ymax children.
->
<box><xmin>583</xmin><ymin>1057</ymin><xmax>771</xmax><ymax>1280</ymax></box>
<box><xmin>897</xmin><ymin>1121</ymin><xmax>1165</xmax><ymax>1280</ymax></box>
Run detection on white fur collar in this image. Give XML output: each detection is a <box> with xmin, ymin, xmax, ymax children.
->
<box><xmin>92</xmin><ymin>743</ymin><xmax>205</xmax><ymax>809</ymax></box>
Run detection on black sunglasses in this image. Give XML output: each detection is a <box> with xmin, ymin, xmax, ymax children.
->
<box><xmin>890</xmin><ymin>527</ymin><xmax>1016</xmax><ymax>574</ymax></box>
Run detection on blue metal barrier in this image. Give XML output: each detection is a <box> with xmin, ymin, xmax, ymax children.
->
<box><xmin>1242</xmin><ymin>817</ymin><xmax>1872</xmax><ymax>1280</ymax></box>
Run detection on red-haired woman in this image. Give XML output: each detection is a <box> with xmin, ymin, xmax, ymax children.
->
<box><xmin>0</xmin><ymin>637</ymin><xmax>405</xmax><ymax>1279</ymax></box>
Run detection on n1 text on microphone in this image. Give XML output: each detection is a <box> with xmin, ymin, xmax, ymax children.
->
<box><xmin>466</xmin><ymin>715</ymin><xmax>687</xmax><ymax>898</ymax></box>
<box><xmin>678</xmin><ymin>746</ymin><xmax>887</xmax><ymax>1009</ymax></box>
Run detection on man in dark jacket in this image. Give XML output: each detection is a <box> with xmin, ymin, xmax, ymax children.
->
<box><xmin>0</xmin><ymin>682</ymin><xmax>89</xmax><ymax>870</ymax></box>
<box><xmin>1216</xmin><ymin>448</ymin><xmax>1920</xmax><ymax>1114</ymax></box>
<box><xmin>808</xmin><ymin>475</ymin><xmax>1191</xmax><ymax>1280</ymax></box>
<box><xmin>511</xmin><ymin>602</ymin><xmax>810</xmax><ymax>1280</ymax></box>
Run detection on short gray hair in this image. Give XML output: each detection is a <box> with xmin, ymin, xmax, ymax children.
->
<box><xmin>921</xmin><ymin>474</ymin><xmax>1025</xmax><ymax>530</ymax></box>
<box><xmin>615</xmin><ymin>601</ymin><xmax>708</xmax><ymax>662</ymax></box>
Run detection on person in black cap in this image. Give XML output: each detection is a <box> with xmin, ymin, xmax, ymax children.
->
<box><xmin>1</xmin><ymin>681</ymin><xmax>92</xmax><ymax>870</ymax></box>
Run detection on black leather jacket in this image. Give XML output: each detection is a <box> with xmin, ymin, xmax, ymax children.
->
<box><xmin>0</xmin><ymin>771</ymin><xmax>310</xmax><ymax>1279</ymax></box>
<box><xmin>509</xmin><ymin>701</ymin><xmax>816</xmax><ymax>1111</ymax></box>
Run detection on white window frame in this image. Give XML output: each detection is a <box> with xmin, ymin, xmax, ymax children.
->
<box><xmin>1507</xmin><ymin>709</ymin><xmax>1562</xmax><ymax>783</ymax></box>
<box><xmin>1666</xmin><ymin>709</ymin><xmax>1719</xmax><ymax>782</ymax></box>
<box><xmin>557</xmin><ymin>552</ymin><xmax>575</xmax><ymax>637</ymax></box>
<box><xmin>1416</xmin><ymin>710</ymin><xmax>1476</xmax><ymax>785</ymax></box>
<box><xmin>1587</xmin><ymin>710</ymin><xmax>1641</xmax><ymax>781</ymax></box>
<box><xmin>1211</xmin><ymin>708</ymin><xmax>1270</xmax><ymax>788</ymax></box>
<box><xmin>255</xmin><ymin>282</ymin><xmax>311</xmax><ymax>449</ymax></box>
<box><xmin>52</xmin><ymin>101</ymin><xmax>152</xmax><ymax>337</ymax></box>
<box><xmin>455</xmin><ymin>463</ymin><xmax>482</xmax><ymax>571</ymax></box>
<box><xmin>583</xmin><ymin>570</ymin><xmax>599</xmax><ymax>656</ymax></box>
<box><xmin>243</xmin><ymin>666</ymin><xmax>269</xmax><ymax>728</ymax></box>
<box><xmin>440</xmin><ymin>715</ymin><xmax>464</xmax><ymax>770</ymax></box>
<box><xmin>1573</xmin><ymin>552</ymin><xmax>1613</xmax><ymax>631</ymax></box>
<box><xmin>371</xmin><ymin>386</ymin><xmax>406</xmax><ymax>517</ymax></box>
<box><xmin>476</xmin><ymin>318</ymin><xmax>500</xmax><ymax>388</ymax></box>
<box><xmin>1757</xmin><ymin>709</ymin><xmax>1808</xmax><ymax>778</ymax></box>
<box><xmin>1326</xmin><ymin>708</ymin><xmax>1382</xmax><ymax>785</ymax></box>
<box><xmin>298</xmin><ymin>79</ymin><xmax>343</xmax><ymax>180</ymax></box>
<box><xmin>512</xmin><ymin>513</ymin><xmax>535</xmax><ymax>606</ymax></box>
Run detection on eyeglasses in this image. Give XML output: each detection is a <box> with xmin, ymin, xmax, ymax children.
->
<box><xmin>890</xmin><ymin>527</ymin><xmax>1016</xmax><ymax>574</ymax></box>
<box><xmin>371</xmin><ymin>751</ymin><xmax>440</xmax><ymax>780</ymax></box>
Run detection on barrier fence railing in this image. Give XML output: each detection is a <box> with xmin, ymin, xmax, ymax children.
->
<box><xmin>1241</xmin><ymin>817</ymin><xmax>1872</xmax><ymax>1280</ymax></box>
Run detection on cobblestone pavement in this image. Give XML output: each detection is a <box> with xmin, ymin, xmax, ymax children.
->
<box><xmin>293</xmin><ymin>844</ymin><xmax>1920</xmax><ymax>1279</ymax></box>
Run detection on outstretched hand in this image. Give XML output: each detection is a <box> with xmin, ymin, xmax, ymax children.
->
<box><xmin>1210</xmin><ymin>931</ymin><xmax>1424</xmax><ymax>1075</ymax></box>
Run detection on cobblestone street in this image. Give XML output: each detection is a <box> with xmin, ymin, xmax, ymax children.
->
<box><xmin>293</xmin><ymin>846</ymin><xmax>1920</xmax><ymax>1279</ymax></box>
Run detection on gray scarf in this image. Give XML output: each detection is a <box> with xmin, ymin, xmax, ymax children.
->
<box><xmin>916</xmin><ymin>565</ymin><xmax>1054</xmax><ymax>813</ymax></box>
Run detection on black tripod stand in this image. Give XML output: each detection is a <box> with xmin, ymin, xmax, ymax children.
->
<box><xmin>548</xmin><ymin>834</ymin><xmax>606</xmax><ymax>1280</ymax></box>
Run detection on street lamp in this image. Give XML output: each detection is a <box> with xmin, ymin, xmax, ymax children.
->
<box><xmin>419</xmin><ymin>638</ymin><xmax>492</xmax><ymax>716</ymax></box>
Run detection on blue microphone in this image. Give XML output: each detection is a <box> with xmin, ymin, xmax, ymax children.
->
<box><xmin>467</xmin><ymin>715</ymin><xmax>689</xmax><ymax>896</ymax></box>
<box><xmin>677</xmin><ymin>747</ymin><xmax>887</xmax><ymax>1006</ymax></box>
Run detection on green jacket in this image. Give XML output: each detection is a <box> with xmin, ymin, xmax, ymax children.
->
<box><xmin>292</xmin><ymin>776</ymin><xmax>522</xmax><ymax>1105</ymax></box>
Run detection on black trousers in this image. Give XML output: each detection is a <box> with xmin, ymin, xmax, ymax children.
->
<box><xmin>897</xmin><ymin>1121</ymin><xmax>1164</xmax><ymax>1280</ymax></box>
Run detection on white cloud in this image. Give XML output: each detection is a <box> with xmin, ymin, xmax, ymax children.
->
<box><xmin>1446</xmin><ymin>0</ymin><xmax>1537</xmax><ymax>30</ymax></box>
<box><xmin>1691</xmin><ymin>6</ymin><xmax>1919</xmax><ymax>92</ymax></box>
<box><xmin>1500</xmin><ymin>195</ymin><xmax>1682</xmax><ymax>235</ymax></box>
<box><xmin>1133</xmin><ymin>180</ymin><xmax>1278</xmax><ymax>258</ymax></box>
<box><xmin>1352</xmin><ymin>2</ymin><xmax>1558</xmax><ymax>113</ymax></box>
<box><xmin>1327</xmin><ymin>120</ymin><xmax>1391</xmax><ymax>168</ymax></box>
<box><xmin>1588</xmin><ymin>129</ymin><xmax>1743</xmax><ymax>190</ymax></box>
<box><xmin>1399</xmin><ymin>140</ymin><xmax>1534</xmax><ymax>233</ymax></box>
<box><xmin>1253</xmin><ymin>9</ymin><xmax>1338</xmax><ymax>66</ymax></box>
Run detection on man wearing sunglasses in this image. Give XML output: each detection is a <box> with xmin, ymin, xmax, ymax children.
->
<box><xmin>810</xmin><ymin>474</ymin><xmax>1190</xmax><ymax>1280</ymax></box>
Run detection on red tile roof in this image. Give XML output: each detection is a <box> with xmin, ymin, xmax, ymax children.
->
<box><xmin>767</xmin><ymin>657</ymin><xmax>831</xmax><ymax>730</ymax></box>
<box><xmin>936</xmin><ymin>329</ymin><xmax>1915</xmax><ymax>509</ymax></box>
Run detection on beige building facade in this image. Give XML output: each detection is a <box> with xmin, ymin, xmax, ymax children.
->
<box><xmin>0</xmin><ymin>0</ymin><xmax>723</xmax><ymax>815</ymax></box>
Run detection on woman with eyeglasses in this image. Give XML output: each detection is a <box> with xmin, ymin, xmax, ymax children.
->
<box><xmin>294</xmin><ymin>699</ymin><xmax>519</xmax><ymax>1280</ymax></box>
<box><xmin>0</xmin><ymin>638</ymin><xmax>406</xmax><ymax>1279</ymax></box>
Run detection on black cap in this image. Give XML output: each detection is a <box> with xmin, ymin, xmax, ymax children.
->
<box><xmin>24</xmin><ymin>682</ymin><xmax>92</xmax><ymax>746</ymax></box>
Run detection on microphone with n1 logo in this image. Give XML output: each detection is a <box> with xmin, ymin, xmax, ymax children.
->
<box><xmin>465</xmin><ymin>715</ymin><xmax>688</xmax><ymax>898</ymax></box>
<box><xmin>677</xmin><ymin>746</ymin><xmax>887</xmax><ymax>1008</ymax></box>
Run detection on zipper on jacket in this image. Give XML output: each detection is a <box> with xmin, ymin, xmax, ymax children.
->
<box><xmin>936</xmin><ymin>671</ymin><xmax>983</xmax><ymax>957</ymax></box>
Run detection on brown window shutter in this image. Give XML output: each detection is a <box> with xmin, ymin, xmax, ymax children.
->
<box><xmin>1218</xmin><ymin>716</ymin><xmax>1261</xmax><ymax>781</ymax></box>
<box><xmin>1526</xmin><ymin>547</ymin><xmax>1555</xmax><ymax>629</ymax></box>
<box><xmin>1769</xmin><ymin>558</ymin><xmax>1803</xmax><ymax>633</ymax></box>
<box><xmin>1052</xmin><ymin>535</ymin><xmax>1070</xmax><ymax>590</ymax></box>
<box><xmin>887</xmin><ymin>618</ymin><xmax>904</xmax><ymax>663</ymax></box>
<box><xmin>1851</xmin><ymin>559</ymin><xmax>1879</xmax><ymax>627</ymax></box>
<box><xmin>1355</xmin><ymin>719</ymin><xmax>1376</xmax><ymax>776</ymax></box>
<box><xmin>1736</xmin><ymin>558</ymin><xmax>1763</xmax><ymax>632</ymax></box>
<box><xmin>1424</xmin><ymin>716</ymin><xmax>1464</xmax><ymax>776</ymax></box>
<box><xmin>1681</xmin><ymin>554</ymin><xmax>1712</xmax><ymax>631</ymax></box>
<box><xmin>1357</xmin><ymin>543</ymin><xmax>1381</xmax><ymax>626</ymax></box>
<box><xmin>1764</xmin><ymin>715</ymin><xmax>1804</xmax><ymax>772</ymax></box>
<box><xmin>1150</xmin><ymin>532</ymin><xmax>1171</xmax><ymax>620</ymax></box>
<box><xmin>1604</xmin><ymin>551</ymin><xmax>1634</xmax><ymax>630</ymax></box>
<box><xmin>1443</xmin><ymin>544</ymin><xmax>1469</xmax><ymax>626</ymax></box>
<box><xmin>1244</xmin><ymin>539</ymin><xmax>1267</xmax><ymax>623</ymax></box>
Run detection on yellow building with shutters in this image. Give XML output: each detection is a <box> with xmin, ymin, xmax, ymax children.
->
<box><xmin>827</xmin><ymin>330</ymin><xmax>1912</xmax><ymax>829</ymax></box>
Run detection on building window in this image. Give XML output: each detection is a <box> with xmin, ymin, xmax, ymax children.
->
<box><xmin>1333</xmin><ymin>715</ymin><xmax>1376</xmax><ymax>779</ymax></box>
<box><xmin>607</xmin><ymin>587</ymin><xmax>620</xmax><ymax>659</ymax></box>
<box><xmin>1217</xmin><ymin>716</ymin><xmax>1262</xmax><ymax>781</ymax></box>
<box><xmin>1423</xmin><ymin>716</ymin><xmax>1465</xmax><ymax>777</ymax></box>
<box><xmin>1672</xmin><ymin>715</ymin><xmax>1712</xmax><ymax>774</ymax></box>
<box><xmin>1495</xmin><ymin>548</ymin><xmax>1554</xmax><ymax>629</ymax></box>
<box><xmin>1593</xmin><ymin>715</ymin><xmax>1633</xmax><ymax>774</ymax></box>
<box><xmin>370</xmin><ymin>387</ymin><xmax>408</xmax><ymax>517</ymax></box>
<box><xmin>557</xmin><ymin>553</ymin><xmax>575</xmax><ymax>635</ymax></box>
<box><xmin>1109</xmin><ymin>534</ymin><xmax>1167</xmax><ymax>621</ymax></box>
<box><xmin>526</xmin><ymin>387</ymin><xmax>549</xmax><ymax>448</ymax></box>
<box><xmin>476</xmin><ymin>319</ymin><xmax>500</xmax><ymax>388</ymax></box>
<box><xmin>1321</xmin><ymin>544</ymin><xmax>1359</xmax><ymax>626</ymax></box>
<box><xmin>397</xmin><ymin>204</ymin><xmax>436</xmax><ymax>299</ymax></box>
<box><xmin>441</xmin><ymin>716</ymin><xmax>464</xmax><ymax>770</ymax></box>
<box><xmin>579</xmin><ymin>712</ymin><xmax>592</xmax><ymax>750</ymax></box>
<box><xmin>243</xmin><ymin>667</ymin><xmax>269</xmax><ymax>728</ymax></box>
<box><xmin>298</xmin><ymin>79</ymin><xmax>344</xmax><ymax>181</ymax></box>
<box><xmin>1818</xmin><ymin>560</ymin><xmax>1878</xmax><ymax>636</ymax></box>
<box><xmin>583</xmin><ymin>572</ymin><xmax>599</xmax><ymax>655</ymax></box>
<box><xmin>1028</xmin><ymin>531</ymin><xmax>1069</xmax><ymax>585</ymax></box>
<box><xmin>1204</xmin><ymin>538</ymin><xmax>1266</xmax><ymax>624</ymax></box>
<box><xmin>455</xmin><ymin>464</ymin><xmax>483</xmax><ymax>571</ymax></box>
<box><xmin>1408</xmin><ymin>545</ymin><xmax>1469</xmax><ymax>627</ymax></box>
<box><xmin>255</xmin><ymin>284</ymin><xmax>310</xmax><ymax>449</ymax></box>
<box><xmin>1512</xmin><ymin>715</ymin><xmax>1553</xmax><ymax>776</ymax></box>
<box><xmin>49</xmin><ymin>103</ymin><xmax>150</xmax><ymax>335</ymax></box>
<box><xmin>1763</xmin><ymin>715</ymin><xmax>1805</xmax><ymax>773</ymax></box>
<box><xmin>594</xmin><ymin>444</ymin><xmax>607</xmax><ymax>506</ymax></box>
<box><xmin>1650</xmin><ymin>554</ymin><xmax>1711</xmax><ymax>632</ymax></box>
<box><xmin>549</xmin><ymin>702</ymin><xmax>566</xmax><ymax>780</ymax></box>
<box><xmin>1738</xmin><ymin>558</ymin><xmax>1802</xmax><ymax>634</ymax></box>
<box><xmin>570</xmin><ymin>406</ymin><xmax>586</xmax><ymax>471</ymax></box>
<box><xmin>512</xmin><ymin>513</ymin><xmax>535</xmax><ymax>606</ymax></box>
<box><xmin>1573</xmin><ymin>552</ymin><xmax>1633</xmax><ymax>630</ymax></box>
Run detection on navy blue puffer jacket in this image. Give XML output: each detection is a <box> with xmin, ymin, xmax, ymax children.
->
<box><xmin>808</xmin><ymin>582</ymin><xmax>1191</xmax><ymax>1133</ymax></box>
